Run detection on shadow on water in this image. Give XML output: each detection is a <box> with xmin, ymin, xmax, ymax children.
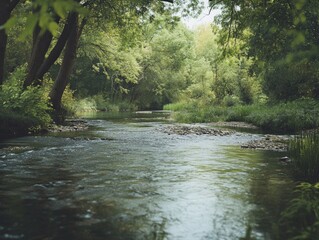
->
<box><xmin>0</xmin><ymin>145</ymin><xmax>159</xmax><ymax>240</ymax></box>
<box><xmin>223</xmin><ymin>147</ymin><xmax>295</xmax><ymax>239</ymax></box>
<box><xmin>0</xmin><ymin>112</ymin><xmax>297</xmax><ymax>240</ymax></box>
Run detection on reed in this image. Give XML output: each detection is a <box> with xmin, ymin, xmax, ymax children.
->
<box><xmin>289</xmin><ymin>131</ymin><xmax>319</xmax><ymax>182</ymax></box>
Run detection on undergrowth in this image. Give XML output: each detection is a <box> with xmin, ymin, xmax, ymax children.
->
<box><xmin>164</xmin><ymin>99</ymin><xmax>319</xmax><ymax>133</ymax></box>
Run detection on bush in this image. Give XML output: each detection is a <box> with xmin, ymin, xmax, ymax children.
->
<box><xmin>0</xmin><ymin>109</ymin><xmax>42</xmax><ymax>138</ymax></box>
<box><xmin>0</xmin><ymin>66</ymin><xmax>52</xmax><ymax>134</ymax></box>
<box><xmin>264</xmin><ymin>61</ymin><xmax>319</xmax><ymax>101</ymax></box>
<box><xmin>117</xmin><ymin>100</ymin><xmax>137</xmax><ymax>112</ymax></box>
<box><xmin>222</xmin><ymin>95</ymin><xmax>241</xmax><ymax>107</ymax></box>
<box><xmin>72</xmin><ymin>98</ymin><xmax>97</xmax><ymax>113</ymax></box>
<box><xmin>245</xmin><ymin>100</ymin><xmax>319</xmax><ymax>133</ymax></box>
<box><xmin>279</xmin><ymin>182</ymin><xmax>319</xmax><ymax>240</ymax></box>
<box><xmin>165</xmin><ymin>98</ymin><xmax>319</xmax><ymax>134</ymax></box>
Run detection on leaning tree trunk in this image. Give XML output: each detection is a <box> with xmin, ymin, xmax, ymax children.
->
<box><xmin>23</xmin><ymin>14</ymin><xmax>62</xmax><ymax>87</ymax></box>
<box><xmin>23</xmin><ymin>30</ymin><xmax>53</xmax><ymax>87</ymax></box>
<box><xmin>35</xmin><ymin>12</ymin><xmax>77</xmax><ymax>81</ymax></box>
<box><xmin>49</xmin><ymin>13</ymin><xmax>84</xmax><ymax>123</ymax></box>
<box><xmin>0</xmin><ymin>0</ymin><xmax>20</xmax><ymax>85</ymax></box>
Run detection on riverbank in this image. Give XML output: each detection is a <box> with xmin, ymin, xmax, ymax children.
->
<box><xmin>164</xmin><ymin>99</ymin><xmax>319</xmax><ymax>134</ymax></box>
<box><xmin>0</xmin><ymin>118</ymin><xmax>90</xmax><ymax>140</ymax></box>
<box><xmin>160</xmin><ymin>123</ymin><xmax>289</xmax><ymax>152</ymax></box>
<box><xmin>47</xmin><ymin>119</ymin><xmax>89</xmax><ymax>133</ymax></box>
<box><xmin>241</xmin><ymin>134</ymin><xmax>289</xmax><ymax>152</ymax></box>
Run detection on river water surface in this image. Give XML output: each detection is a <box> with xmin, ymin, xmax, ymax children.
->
<box><xmin>0</xmin><ymin>112</ymin><xmax>294</xmax><ymax>240</ymax></box>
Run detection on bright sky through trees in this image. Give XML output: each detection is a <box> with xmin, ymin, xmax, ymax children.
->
<box><xmin>182</xmin><ymin>0</ymin><xmax>221</xmax><ymax>29</ymax></box>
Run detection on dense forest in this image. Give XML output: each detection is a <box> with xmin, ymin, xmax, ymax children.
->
<box><xmin>1</xmin><ymin>0</ymin><xmax>319</xmax><ymax>239</ymax></box>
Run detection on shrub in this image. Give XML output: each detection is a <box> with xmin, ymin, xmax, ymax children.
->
<box><xmin>0</xmin><ymin>66</ymin><xmax>52</xmax><ymax>132</ymax></box>
<box><xmin>0</xmin><ymin>109</ymin><xmax>41</xmax><ymax>138</ymax></box>
<box><xmin>164</xmin><ymin>101</ymin><xmax>192</xmax><ymax>111</ymax></box>
<box><xmin>166</xmin><ymin>98</ymin><xmax>319</xmax><ymax>134</ymax></box>
<box><xmin>117</xmin><ymin>100</ymin><xmax>137</xmax><ymax>112</ymax></box>
<box><xmin>222</xmin><ymin>95</ymin><xmax>241</xmax><ymax>107</ymax></box>
<box><xmin>279</xmin><ymin>182</ymin><xmax>319</xmax><ymax>240</ymax></box>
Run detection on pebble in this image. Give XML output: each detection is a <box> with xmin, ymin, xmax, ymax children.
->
<box><xmin>241</xmin><ymin>135</ymin><xmax>289</xmax><ymax>152</ymax></box>
<box><xmin>161</xmin><ymin>125</ymin><xmax>234</xmax><ymax>136</ymax></box>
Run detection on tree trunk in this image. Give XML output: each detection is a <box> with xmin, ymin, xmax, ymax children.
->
<box><xmin>0</xmin><ymin>0</ymin><xmax>20</xmax><ymax>85</ymax></box>
<box><xmin>35</xmin><ymin>13</ymin><xmax>77</xmax><ymax>81</ymax></box>
<box><xmin>24</xmin><ymin>30</ymin><xmax>53</xmax><ymax>87</ymax></box>
<box><xmin>0</xmin><ymin>19</ymin><xmax>8</xmax><ymax>85</ymax></box>
<box><xmin>49</xmin><ymin>14</ymin><xmax>84</xmax><ymax>123</ymax></box>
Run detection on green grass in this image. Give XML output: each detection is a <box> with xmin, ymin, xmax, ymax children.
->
<box><xmin>289</xmin><ymin>131</ymin><xmax>319</xmax><ymax>183</ymax></box>
<box><xmin>164</xmin><ymin>99</ymin><xmax>319</xmax><ymax>134</ymax></box>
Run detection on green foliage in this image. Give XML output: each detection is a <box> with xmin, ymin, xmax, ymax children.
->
<box><xmin>279</xmin><ymin>182</ymin><xmax>319</xmax><ymax>240</ymax></box>
<box><xmin>251</xmin><ymin>100</ymin><xmax>319</xmax><ymax>133</ymax></box>
<box><xmin>210</xmin><ymin>0</ymin><xmax>319</xmax><ymax>102</ymax></box>
<box><xmin>63</xmin><ymin>93</ymin><xmax>138</xmax><ymax>114</ymax></box>
<box><xmin>6</xmin><ymin>0</ymin><xmax>87</xmax><ymax>39</ymax></box>
<box><xmin>0</xmin><ymin>66</ymin><xmax>52</xmax><ymax>130</ymax></box>
<box><xmin>166</xmin><ymin>99</ymin><xmax>319</xmax><ymax>133</ymax></box>
<box><xmin>0</xmin><ymin>109</ymin><xmax>42</xmax><ymax>138</ymax></box>
<box><xmin>221</xmin><ymin>95</ymin><xmax>241</xmax><ymax>107</ymax></box>
<box><xmin>264</xmin><ymin>61</ymin><xmax>319</xmax><ymax>101</ymax></box>
<box><xmin>72</xmin><ymin>98</ymin><xmax>97</xmax><ymax>114</ymax></box>
<box><xmin>289</xmin><ymin>131</ymin><xmax>319</xmax><ymax>183</ymax></box>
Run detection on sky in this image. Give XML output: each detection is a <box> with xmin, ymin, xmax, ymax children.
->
<box><xmin>182</xmin><ymin>0</ymin><xmax>221</xmax><ymax>29</ymax></box>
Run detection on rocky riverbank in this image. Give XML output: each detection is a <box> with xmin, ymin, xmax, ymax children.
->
<box><xmin>241</xmin><ymin>134</ymin><xmax>290</xmax><ymax>152</ymax></box>
<box><xmin>160</xmin><ymin>123</ymin><xmax>289</xmax><ymax>152</ymax></box>
<box><xmin>161</xmin><ymin>124</ymin><xmax>235</xmax><ymax>136</ymax></box>
<box><xmin>209</xmin><ymin>121</ymin><xmax>259</xmax><ymax>129</ymax></box>
<box><xmin>48</xmin><ymin>119</ymin><xmax>89</xmax><ymax>133</ymax></box>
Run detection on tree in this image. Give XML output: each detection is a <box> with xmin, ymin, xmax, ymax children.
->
<box><xmin>134</xmin><ymin>23</ymin><xmax>194</xmax><ymax>109</ymax></box>
<box><xmin>0</xmin><ymin>0</ymin><xmax>20</xmax><ymax>85</ymax></box>
<box><xmin>209</xmin><ymin>0</ymin><xmax>319</xmax><ymax>100</ymax></box>
<box><xmin>1</xmin><ymin>0</ymin><xmax>203</xmax><ymax>120</ymax></box>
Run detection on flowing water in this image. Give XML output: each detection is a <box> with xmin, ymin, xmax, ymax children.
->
<box><xmin>0</xmin><ymin>112</ymin><xmax>295</xmax><ymax>240</ymax></box>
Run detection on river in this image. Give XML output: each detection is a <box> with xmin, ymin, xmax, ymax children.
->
<box><xmin>0</xmin><ymin>112</ymin><xmax>295</xmax><ymax>240</ymax></box>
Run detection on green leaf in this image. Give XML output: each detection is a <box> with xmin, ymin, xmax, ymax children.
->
<box><xmin>291</xmin><ymin>32</ymin><xmax>305</xmax><ymax>47</ymax></box>
<box><xmin>295</xmin><ymin>0</ymin><xmax>306</xmax><ymax>10</ymax></box>
<box><xmin>48</xmin><ymin>22</ymin><xmax>59</xmax><ymax>36</ymax></box>
<box><xmin>53</xmin><ymin>1</ymin><xmax>67</xmax><ymax>18</ymax></box>
<box><xmin>1</xmin><ymin>17</ymin><xmax>18</xmax><ymax>31</ymax></box>
<box><xmin>19</xmin><ymin>14</ymin><xmax>39</xmax><ymax>40</ymax></box>
<box><xmin>39</xmin><ymin>13</ymin><xmax>50</xmax><ymax>29</ymax></box>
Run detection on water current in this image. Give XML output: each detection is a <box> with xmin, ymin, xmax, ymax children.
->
<box><xmin>0</xmin><ymin>112</ymin><xmax>295</xmax><ymax>240</ymax></box>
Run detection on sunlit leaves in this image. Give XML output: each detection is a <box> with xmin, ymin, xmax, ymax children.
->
<box><xmin>19</xmin><ymin>14</ymin><xmax>38</xmax><ymax>40</ymax></box>
<box><xmin>291</xmin><ymin>32</ymin><xmax>305</xmax><ymax>48</ymax></box>
<box><xmin>8</xmin><ymin>0</ymin><xmax>88</xmax><ymax>39</ymax></box>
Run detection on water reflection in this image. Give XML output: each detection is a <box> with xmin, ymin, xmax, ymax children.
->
<box><xmin>0</xmin><ymin>113</ymin><xmax>296</xmax><ymax>239</ymax></box>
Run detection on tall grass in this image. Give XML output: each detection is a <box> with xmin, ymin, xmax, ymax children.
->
<box><xmin>164</xmin><ymin>98</ymin><xmax>319</xmax><ymax>133</ymax></box>
<box><xmin>289</xmin><ymin>131</ymin><xmax>319</xmax><ymax>183</ymax></box>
